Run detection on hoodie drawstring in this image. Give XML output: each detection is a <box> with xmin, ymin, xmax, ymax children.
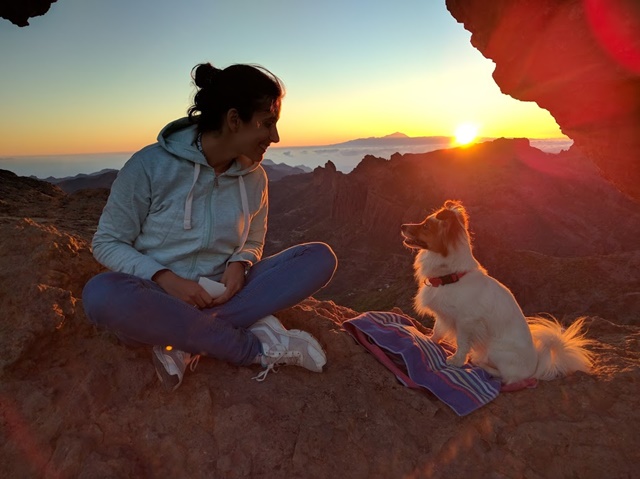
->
<box><xmin>183</xmin><ymin>163</ymin><xmax>201</xmax><ymax>230</ymax></box>
<box><xmin>236</xmin><ymin>175</ymin><xmax>250</xmax><ymax>253</ymax></box>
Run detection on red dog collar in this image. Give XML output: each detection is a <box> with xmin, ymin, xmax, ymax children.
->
<box><xmin>426</xmin><ymin>272</ymin><xmax>467</xmax><ymax>287</ymax></box>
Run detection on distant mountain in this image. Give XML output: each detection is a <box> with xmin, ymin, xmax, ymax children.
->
<box><xmin>42</xmin><ymin>161</ymin><xmax>311</xmax><ymax>193</ymax></box>
<box><xmin>327</xmin><ymin>133</ymin><xmax>452</xmax><ymax>148</ymax></box>
<box><xmin>261</xmin><ymin>159</ymin><xmax>311</xmax><ymax>181</ymax></box>
<box><xmin>382</xmin><ymin>132</ymin><xmax>410</xmax><ymax>139</ymax></box>
<box><xmin>265</xmin><ymin>138</ymin><xmax>640</xmax><ymax>319</ymax></box>
<box><xmin>42</xmin><ymin>169</ymin><xmax>119</xmax><ymax>194</ymax></box>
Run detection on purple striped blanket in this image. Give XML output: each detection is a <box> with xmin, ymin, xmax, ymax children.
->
<box><xmin>343</xmin><ymin>311</ymin><xmax>502</xmax><ymax>416</ymax></box>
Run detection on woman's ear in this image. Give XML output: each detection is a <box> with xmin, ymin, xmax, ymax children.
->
<box><xmin>226</xmin><ymin>108</ymin><xmax>241</xmax><ymax>132</ymax></box>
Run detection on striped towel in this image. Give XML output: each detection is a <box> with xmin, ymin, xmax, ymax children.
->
<box><xmin>343</xmin><ymin>311</ymin><xmax>502</xmax><ymax>416</ymax></box>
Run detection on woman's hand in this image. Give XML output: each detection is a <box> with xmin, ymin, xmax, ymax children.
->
<box><xmin>211</xmin><ymin>262</ymin><xmax>247</xmax><ymax>306</ymax></box>
<box><xmin>153</xmin><ymin>269</ymin><xmax>213</xmax><ymax>309</ymax></box>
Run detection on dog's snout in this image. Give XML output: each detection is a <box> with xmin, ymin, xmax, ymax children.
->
<box><xmin>401</xmin><ymin>223</ymin><xmax>419</xmax><ymax>234</ymax></box>
<box><xmin>401</xmin><ymin>223</ymin><xmax>416</xmax><ymax>237</ymax></box>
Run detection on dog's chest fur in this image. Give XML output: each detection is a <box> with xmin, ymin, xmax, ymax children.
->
<box><xmin>413</xmin><ymin>249</ymin><xmax>478</xmax><ymax>317</ymax></box>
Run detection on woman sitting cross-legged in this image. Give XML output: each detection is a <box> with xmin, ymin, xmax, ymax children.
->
<box><xmin>82</xmin><ymin>61</ymin><xmax>337</xmax><ymax>391</ymax></box>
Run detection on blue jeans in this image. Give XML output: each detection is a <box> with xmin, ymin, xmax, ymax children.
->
<box><xmin>82</xmin><ymin>242</ymin><xmax>337</xmax><ymax>366</ymax></box>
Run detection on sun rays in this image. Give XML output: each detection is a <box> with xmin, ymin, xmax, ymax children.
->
<box><xmin>453</xmin><ymin>123</ymin><xmax>480</xmax><ymax>146</ymax></box>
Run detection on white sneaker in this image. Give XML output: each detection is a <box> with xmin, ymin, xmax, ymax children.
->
<box><xmin>152</xmin><ymin>345</ymin><xmax>200</xmax><ymax>392</ymax></box>
<box><xmin>249</xmin><ymin>315</ymin><xmax>326</xmax><ymax>381</ymax></box>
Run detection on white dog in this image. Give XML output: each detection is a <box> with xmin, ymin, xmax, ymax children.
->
<box><xmin>401</xmin><ymin>200</ymin><xmax>593</xmax><ymax>385</ymax></box>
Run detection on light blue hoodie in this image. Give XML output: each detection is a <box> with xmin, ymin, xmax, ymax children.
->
<box><xmin>92</xmin><ymin>117</ymin><xmax>268</xmax><ymax>281</ymax></box>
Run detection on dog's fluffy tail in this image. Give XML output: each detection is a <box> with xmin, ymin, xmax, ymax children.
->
<box><xmin>528</xmin><ymin>316</ymin><xmax>594</xmax><ymax>381</ymax></box>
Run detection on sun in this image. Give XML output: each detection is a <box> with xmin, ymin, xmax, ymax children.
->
<box><xmin>453</xmin><ymin>123</ymin><xmax>479</xmax><ymax>146</ymax></box>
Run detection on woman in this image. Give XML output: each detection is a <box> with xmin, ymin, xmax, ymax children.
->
<box><xmin>82</xmin><ymin>62</ymin><xmax>337</xmax><ymax>391</ymax></box>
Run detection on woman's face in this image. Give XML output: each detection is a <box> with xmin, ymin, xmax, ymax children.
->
<box><xmin>236</xmin><ymin>108</ymin><xmax>280</xmax><ymax>163</ymax></box>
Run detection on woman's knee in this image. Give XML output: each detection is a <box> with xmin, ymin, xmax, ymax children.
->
<box><xmin>82</xmin><ymin>272</ymin><xmax>125</xmax><ymax>324</ymax></box>
<box><xmin>304</xmin><ymin>242</ymin><xmax>338</xmax><ymax>278</ymax></box>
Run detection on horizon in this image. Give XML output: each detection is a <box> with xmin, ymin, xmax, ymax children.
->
<box><xmin>0</xmin><ymin>136</ymin><xmax>574</xmax><ymax>179</ymax></box>
<box><xmin>0</xmin><ymin>0</ymin><xmax>568</xmax><ymax>158</ymax></box>
<box><xmin>0</xmin><ymin>132</ymin><xmax>570</xmax><ymax>160</ymax></box>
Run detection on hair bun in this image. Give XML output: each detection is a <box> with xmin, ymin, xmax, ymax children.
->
<box><xmin>193</xmin><ymin>63</ymin><xmax>221</xmax><ymax>89</ymax></box>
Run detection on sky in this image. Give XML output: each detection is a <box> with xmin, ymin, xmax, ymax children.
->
<box><xmin>0</xmin><ymin>0</ymin><xmax>567</xmax><ymax>157</ymax></box>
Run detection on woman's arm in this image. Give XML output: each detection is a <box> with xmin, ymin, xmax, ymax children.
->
<box><xmin>228</xmin><ymin>178</ymin><xmax>268</xmax><ymax>267</ymax></box>
<box><xmin>92</xmin><ymin>156</ymin><xmax>167</xmax><ymax>279</ymax></box>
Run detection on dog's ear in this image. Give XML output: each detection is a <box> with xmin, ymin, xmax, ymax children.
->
<box><xmin>440</xmin><ymin>200</ymin><xmax>469</xmax><ymax>230</ymax></box>
<box><xmin>435</xmin><ymin>208</ymin><xmax>457</xmax><ymax>222</ymax></box>
<box><xmin>443</xmin><ymin>200</ymin><xmax>465</xmax><ymax>214</ymax></box>
<box><xmin>435</xmin><ymin>200</ymin><xmax>470</xmax><ymax>249</ymax></box>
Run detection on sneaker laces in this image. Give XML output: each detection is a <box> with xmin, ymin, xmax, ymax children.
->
<box><xmin>168</xmin><ymin>348</ymin><xmax>200</xmax><ymax>373</ymax></box>
<box><xmin>252</xmin><ymin>363</ymin><xmax>277</xmax><ymax>382</ymax></box>
<box><xmin>251</xmin><ymin>344</ymin><xmax>302</xmax><ymax>382</ymax></box>
<box><xmin>189</xmin><ymin>354</ymin><xmax>200</xmax><ymax>372</ymax></box>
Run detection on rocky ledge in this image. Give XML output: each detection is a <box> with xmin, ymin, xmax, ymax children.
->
<box><xmin>0</xmin><ymin>168</ymin><xmax>638</xmax><ymax>478</ymax></box>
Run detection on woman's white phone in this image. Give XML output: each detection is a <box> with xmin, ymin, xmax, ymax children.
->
<box><xmin>198</xmin><ymin>277</ymin><xmax>227</xmax><ymax>299</ymax></box>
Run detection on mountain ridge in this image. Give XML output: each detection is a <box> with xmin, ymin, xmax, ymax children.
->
<box><xmin>37</xmin><ymin>160</ymin><xmax>311</xmax><ymax>194</ymax></box>
<box><xmin>326</xmin><ymin>133</ymin><xmax>453</xmax><ymax>148</ymax></box>
<box><xmin>266</xmin><ymin>138</ymin><xmax>640</xmax><ymax>317</ymax></box>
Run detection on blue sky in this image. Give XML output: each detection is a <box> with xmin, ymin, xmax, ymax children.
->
<box><xmin>0</xmin><ymin>0</ymin><xmax>565</xmax><ymax>156</ymax></box>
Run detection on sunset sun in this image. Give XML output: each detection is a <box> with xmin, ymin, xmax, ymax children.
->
<box><xmin>454</xmin><ymin>123</ymin><xmax>479</xmax><ymax>146</ymax></box>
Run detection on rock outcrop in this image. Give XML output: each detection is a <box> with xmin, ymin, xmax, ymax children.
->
<box><xmin>0</xmin><ymin>0</ymin><xmax>57</xmax><ymax>26</ymax></box>
<box><xmin>446</xmin><ymin>0</ymin><xmax>640</xmax><ymax>200</ymax></box>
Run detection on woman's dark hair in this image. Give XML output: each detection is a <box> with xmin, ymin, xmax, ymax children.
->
<box><xmin>188</xmin><ymin>62</ymin><xmax>284</xmax><ymax>133</ymax></box>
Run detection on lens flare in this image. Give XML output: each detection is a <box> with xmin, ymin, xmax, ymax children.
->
<box><xmin>585</xmin><ymin>0</ymin><xmax>640</xmax><ymax>74</ymax></box>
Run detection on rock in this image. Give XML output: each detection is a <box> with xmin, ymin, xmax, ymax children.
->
<box><xmin>0</xmin><ymin>218</ymin><xmax>102</xmax><ymax>374</ymax></box>
<box><xmin>0</xmin><ymin>0</ymin><xmax>57</xmax><ymax>27</ymax></box>
<box><xmin>446</xmin><ymin>0</ymin><xmax>640</xmax><ymax>201</ymax></box>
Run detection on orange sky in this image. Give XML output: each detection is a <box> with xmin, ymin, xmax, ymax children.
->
<box><xmin>0</xmin><ymin>1</ymin><xmax>567</xmax><ymax>157</ymax></box>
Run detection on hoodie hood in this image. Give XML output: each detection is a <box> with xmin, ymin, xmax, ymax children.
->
<box><xmin>157</xmin><ymin>117</ymin><xmax>261</xmax><ymax>176</ymax></box>
<box><xmin>157</xmin><ymin>118</ymin><xmax>260</xmax><ymax>243</ymax></box>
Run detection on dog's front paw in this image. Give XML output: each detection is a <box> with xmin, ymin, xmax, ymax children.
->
<box><xmin>446</xmin><ymin>354</ymin><xmax>466</xmax><ymax>368</ymax></box>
